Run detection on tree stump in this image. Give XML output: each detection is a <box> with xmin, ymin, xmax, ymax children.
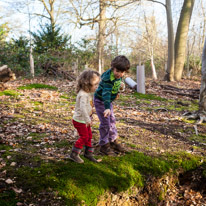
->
<box><xmin>0</xmin><ymin>65</ymin><xmax>16</xmax><ymax>91</ymax></box>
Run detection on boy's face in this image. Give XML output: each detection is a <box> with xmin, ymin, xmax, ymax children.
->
<box><xmin>113</xmin><ymin>68</ymin><xmax>125</xmax><ymax>79</ymax></box>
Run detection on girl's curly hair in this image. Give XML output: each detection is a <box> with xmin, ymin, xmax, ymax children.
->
<box><xmin>76</xmin><ymin>70</ymin><xmax>100</xmax><ymax>93</ymax></box>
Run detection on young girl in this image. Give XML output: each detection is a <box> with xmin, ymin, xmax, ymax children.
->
<box><xmin>69</xmin><ymin>70</ymin><xmax>100</xmax><ymax>163</ymax></box>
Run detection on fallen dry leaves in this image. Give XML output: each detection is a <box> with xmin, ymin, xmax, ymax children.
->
<box><xmin>0</xmin><ymin>77</ymin><xmax>206</xmax><ymax>205</ymax></box>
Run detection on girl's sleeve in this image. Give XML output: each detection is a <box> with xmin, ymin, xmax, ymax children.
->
<box><xmin>79</xmin><ymin>95</ymin><xmax>91</xmax><ymax>124</ymax></box>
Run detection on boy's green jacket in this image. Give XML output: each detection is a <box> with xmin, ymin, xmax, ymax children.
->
<box><xmin>94</xmin><ymin>69</ymin><xmax>122</xmax><ymax>110</ymax></box>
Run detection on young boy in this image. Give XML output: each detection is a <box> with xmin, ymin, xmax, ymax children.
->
<box><xmin>94</xmin><ymin>55</ymin><xmax>130</xmax><ymax>155</ymax></box>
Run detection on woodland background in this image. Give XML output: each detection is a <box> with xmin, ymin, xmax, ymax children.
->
<box><xmin>0</xmin><ymin>0</ymin><xmax>206</xmax><ymax>206</ymax></box>
<box><xmin>0</xmin><ymin>0</ymin><xmax>205</xmax><ymax>81</ymax></box>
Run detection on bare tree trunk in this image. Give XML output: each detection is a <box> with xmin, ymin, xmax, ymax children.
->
<box><xmin>142</xmin><ymin>12</ymin><xmax>158</xmax><ymax>80</ymax></box>
<box><xmin>186</xmin><ymin>33</ymin><xmax>195</xmax><ymax>78</ymax></box>
<box><xmin>98</xmin><ymin>0</ymin><xmax>106</xmax><ymax>74</ymax></box>
<box><xmin>174</xmin><ymin>0</ymin><xmax>195</xmax><ymax>81</ymax></box>
<box><xmin>151</xmin><ymin>52</ymin><xmax>157</xmax><ymax>80</ymax></box>
<box><xmin>39</xmin><ymin>0</ymin><xmax>56</xmax><ymax>31</ymax></box>
<box><xmin>27</xmin><ymin>0</ymin><xmax>34</xmax><ymax>78</ymax></box>
<box><xmin>186</xmin><ymin>46</ymin><xmax>190</xmax><ymax>78</ymax></box>
<box><xmin>199</xmin><ymin>37</ymin><xmax>206</xmax><ymax>113</ymax></box>
<box><xmin>200</xmin><ymin>0</ymin><xmax>206</xmax><ymax>47</ymax></box>
<box><xmin>164</xmin><ymin>0</ymin><xmax>175</xmax><ymax>81</ymax></box>
<box><xmin>183</xmin><ymin>37</ymin><xmax>206</xmax><ymax>123</ymax></box>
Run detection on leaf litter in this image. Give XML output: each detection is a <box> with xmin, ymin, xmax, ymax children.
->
<box><xmin>0</xmin><ymin>77</ymin><xmax>206</xmax><ymax>205</ymax></box>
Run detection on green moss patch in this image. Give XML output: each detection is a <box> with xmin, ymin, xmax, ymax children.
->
<box><xmin>2</xmin><ymin>151</ymin><xmax>204</xmax><ymax>206</ymax></box>
<box><xmin>165</xmin><ymin>100</ymin><xmax>198</xmax><ymax>112</ymax></box>
<box><xmin>60</xmin><ymin>95</ymin><xmax>69</xmax><ymax>99</ymax></box>
<box><xmin>163</xmin><ymin>152</ymin><xmax>203</xmax><ymax>171</ymax></box>
<box><xmin>53</xmin><ymin>139</ymin><xmax>71</xmax><ymax>149</ymax></box>
<box><xmin>18</xmin><ymin>83</ymin><xmax>58</xmax><ymax>90</ymax></box>
<box><xmin>31</xmin><ymin>101</ymin><xmax>43</xmax><ymax>106</ymax></box>
<box><xmin>188</xmin><ymin>134</ymin><xmax>206</xmax><ymax>144</ymax></box>
<box><xmin>133</xmin><ymin>92</ymin><xmax>167</xmax><ymax>101</ymax></box>
<box><xmin>118</xmin><ymin>94</ymin><xmax>133</xmax><ymax>101</ymax></box>
<box><xmin>0</xmin><ymin>90</ymin><xmax>22</xmax><ymax>96</ymax></box>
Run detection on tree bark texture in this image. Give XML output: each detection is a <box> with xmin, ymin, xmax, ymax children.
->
<box><xmin>174</xmin><ymin>0</ymin><xmax>195</xmax><ymax>81</ymax></box>
<box><xmin>199</xmin><ymin>37</ymin><xmax>206</xmax><ymax>112</ymax></box>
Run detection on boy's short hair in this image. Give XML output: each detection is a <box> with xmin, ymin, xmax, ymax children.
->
<box><xmin>111</xmin><ymin>55</ymin><xmax>130</xmax><ymax>72</ymax></box>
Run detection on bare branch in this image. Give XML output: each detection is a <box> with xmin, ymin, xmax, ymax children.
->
<box><xmin>144</xmin><ymin>0</ymin><xmax>166</xmax><ymax>8</ymax></box>
<box><xmin>33</xmin><ymin>13</ymin><xmax>50</xmax><ymax>20</ymax></box>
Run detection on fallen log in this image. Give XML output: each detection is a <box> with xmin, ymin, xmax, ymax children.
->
<box><xmin>160</xmin><ymin>84</ymin><xmax>199</xmax><ymax>99</ymax></box>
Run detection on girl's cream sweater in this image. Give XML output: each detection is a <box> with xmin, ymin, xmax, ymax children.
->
<box><xmin>73</xmin><ymin>89</ymin><xmax>93</xmax><ymax>124</ymax></box>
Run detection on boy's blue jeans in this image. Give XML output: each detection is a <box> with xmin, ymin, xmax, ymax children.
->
<box><xmin>94</xmin><ymin>97</ymin><xmax>117</xmax><ymax>146</ymax></box>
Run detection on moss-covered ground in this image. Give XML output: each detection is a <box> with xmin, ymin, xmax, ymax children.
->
<box><xmin>0</xmin><ymin>78</ymin><xmax>206</xmax><ymax>205</ymax></box>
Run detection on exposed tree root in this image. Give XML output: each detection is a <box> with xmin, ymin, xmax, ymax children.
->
<box><xmin>183</xmin><ymin>111</ymin><xmax>206</xmax><ymax>124</ymax></box>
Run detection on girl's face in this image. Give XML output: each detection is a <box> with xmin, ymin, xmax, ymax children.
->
<box><xmin>90</xmin><ymin>75</ymin><xmax>100</xmax><ymax>92</ymax></box>
<box><xmin>113</xmin><ymin>68</ymin><xmax>125</xmax><ymax>79</ymax></box>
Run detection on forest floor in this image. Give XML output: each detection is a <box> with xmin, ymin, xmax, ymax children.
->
<box><xmin>0</xmin><ymin>76</ymin><xmax>206</xmax><ymax>206</ymax></box>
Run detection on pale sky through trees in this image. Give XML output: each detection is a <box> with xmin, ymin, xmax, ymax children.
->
<box><xmin>0</xmin><ymin>0</ymin><xmax>168</xmax><ymax>41</ymax></box>
<box><xmin>0</xmin><ymin>0</ymin><xmax>205</xmax><ymax>50</ymax></box>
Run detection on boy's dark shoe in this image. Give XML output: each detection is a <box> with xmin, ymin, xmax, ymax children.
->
<box><xmin>100</xmin><ymin>143</ymin><xmax>115</xmax><ymax>155</ymax></box>
<box><xmin>84</xmin><ymin>147</ymin><xmax>98</xmax><ymax>163</ymax></box>
<box><xmin>110</xmin><ymin>140</ymin><xmax>126</xmax><ymax>153</ymax></box>
<box><xmin>69</xmin><ymin>151</ymin><xmax>84</xmax><ymax>163</ymax></box>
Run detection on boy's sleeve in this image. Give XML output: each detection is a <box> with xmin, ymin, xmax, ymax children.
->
<box><xmin>102</xmin><ymin>80</ymin><xmax>113</xmax><ymax>110</ymax></box>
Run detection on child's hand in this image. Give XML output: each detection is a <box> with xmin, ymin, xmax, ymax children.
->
<box><xmin>115</xmin><ymin>93</ymin><xmax>120</xmax><ymax>100</ymax></box>
<box><xmin>104</xmin><ymin>109</ymin><xmax>111</xmax><ymax>117</ymax></box>
<box><xmin>86</xmin><ymin>121</ymin><xmax>92</xmax><ymax>127</ymax></box>
<box><xmin>119</xmin><ymin>82</ymin><xmax>125</xmax><ymax>92</ymax></box>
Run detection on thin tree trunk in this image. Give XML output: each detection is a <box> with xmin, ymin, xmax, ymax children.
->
<box><xmin>199</xmin><ymin>37</ymin><xmax>206</xmax><ymax>112</ymax></box>
<box><xmin>98</xmin><ymin>0</ymin><xmax>106</xmax><ymax>74</ymax></box>
<box><xmin>27</xmin><ymin>0</ymin><xmax>34</xmax><ymax>78</ymax></box>
<box><xmin>151</xmin><ymin>52</ymin><xmax>157</xmax><ymax>80</ymax></box>
<box><xmin>186</xmin><ymin>46</ymin><xmax>190</xmax><ymax>78</ymax></box>
<box><xmin>174</xmin><ymin>0</ymin><xmax>195</xmax><ymax>81</ymax></box>
<box><xmin>164</xmin><ymin>0</ymin><xmax>175</xmax><ymax>81</ymax></box>
<box><xmin>115</xmin><ymin>29</ymin><xmax>119</xmax><ymax>56</ymax></box>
